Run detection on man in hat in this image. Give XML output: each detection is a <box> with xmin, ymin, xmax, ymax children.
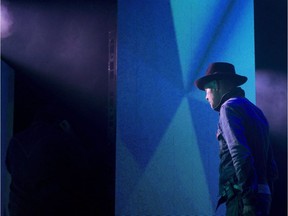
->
<box><xmin>195</xmin><ymin>62</ymin><xmax>278</xmax><ymax>216</ymax></box>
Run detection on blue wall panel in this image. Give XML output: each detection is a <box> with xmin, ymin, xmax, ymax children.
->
<box><xmin>116</xmin><ymin>1</ymin><xmax>255</xmax><ymax>215</ymax></box>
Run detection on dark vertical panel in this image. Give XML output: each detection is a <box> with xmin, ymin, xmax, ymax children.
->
<box><xmin>1</xmin><ymin>60</ymin><xmax>15</xmax><ymax>216</ymax></box>
<box><xmin>254</xmin><ymin>0</ymin><xmax>287</xmax><ymax>71</ymax></box>
<box><xmin>254</xmin><ymin>0</ymin><xmax>287</xmax><ymax>215</ymax></box>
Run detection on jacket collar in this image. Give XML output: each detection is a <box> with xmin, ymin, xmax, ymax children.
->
<box><xmin>214</xmin><ymin>87</ymin><xmax>245</xmax><ymax>112</ymax></box>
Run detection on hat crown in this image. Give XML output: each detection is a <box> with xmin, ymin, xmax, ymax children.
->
<box><xmin>206</xmin><ymin>62</ymin><xmax>236</xmax><ymax>76</ymax></box>
<box><xmin>194</xmin><ymin>62</ymin><xmax>247</xmax><ymax>90</ymax></box>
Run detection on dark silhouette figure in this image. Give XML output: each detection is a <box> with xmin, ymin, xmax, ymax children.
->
<box><xmin>6</xmin><ymin>105</ymin><xmax>91</xmax><ymax>216</ymax></box>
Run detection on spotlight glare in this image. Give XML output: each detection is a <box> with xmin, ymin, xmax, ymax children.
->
<box><xmin>1</xmin><ymin>2</ymin><xmax>13</xmax><ymax>39</ymax></box>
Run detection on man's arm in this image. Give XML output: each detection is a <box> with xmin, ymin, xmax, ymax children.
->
<box><xmin>220</xmin><ymin>104</ymin><xmax>258</xmax><ymax>206</ymax></box>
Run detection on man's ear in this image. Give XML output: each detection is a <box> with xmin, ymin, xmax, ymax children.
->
<box><xmin>215</xmin><ymin>80</ymin><xmax>220</xmax><ymax>91</ymax></box>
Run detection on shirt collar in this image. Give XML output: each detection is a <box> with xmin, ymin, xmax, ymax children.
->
<box><xmin>214</xmin><ymin>87</ymin><xmax>245</xmax><ymax>112</ymax></box>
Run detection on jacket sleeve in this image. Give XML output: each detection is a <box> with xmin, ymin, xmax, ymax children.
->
<box><xmin>220</xmin><ymin>103</ymin><xmax>257</xmax><ymax>205</ymax></box>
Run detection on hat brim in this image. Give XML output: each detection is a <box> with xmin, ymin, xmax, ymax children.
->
<box><xmin>195</xmin><ymin>74</ymin><xmax>247</xmax><ymax>90</ymax></box>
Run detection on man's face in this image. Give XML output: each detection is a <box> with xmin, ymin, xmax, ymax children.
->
<box><xmin>204</xmin><ymin>80</ymin><xmax>221</xmax><ymax>109</ymax></box>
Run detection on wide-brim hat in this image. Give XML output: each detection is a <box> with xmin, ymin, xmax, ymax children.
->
<box><xmin>195</xmin><ymin>62</ymin><xmax>248</xmax><ymax>90</ymax></box>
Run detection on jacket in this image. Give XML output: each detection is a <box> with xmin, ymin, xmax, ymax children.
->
<box><xmin>215</xmin><ymin>87</ymin><xmax>278</xmax><ymax>205</ymax></box>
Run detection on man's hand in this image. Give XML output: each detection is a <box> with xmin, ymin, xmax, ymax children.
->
<box><xmin>242</xmin><ymin>205</ymin><xmax>256</xmax><ymax>216</ymax></box>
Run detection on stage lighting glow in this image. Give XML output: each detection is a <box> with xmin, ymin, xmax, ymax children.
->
<box><xmin>1</xmin><ymin>2</ymin><xmax>13</xmax><ymax>39</ymax></box>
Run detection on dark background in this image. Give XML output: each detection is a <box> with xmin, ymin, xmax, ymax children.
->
<box><xmin>1</xmin><ymin>0</ymin><xmax>287</xmax><ymax>215</ymax></box>
<box><xmin>254</xmin><ymin>0</ymin><xmax>287</xmax><ymax>215</ymax></box>
<box><xmin>1</xmin><ymin>0</ymin><xmax>117</xmax><ymax>215</ymax></box>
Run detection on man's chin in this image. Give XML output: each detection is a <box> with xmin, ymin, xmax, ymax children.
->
<box><xmin>211</xmin><ymin>104</ymin><xmax>217</xmax><ymax>110</ymax></box>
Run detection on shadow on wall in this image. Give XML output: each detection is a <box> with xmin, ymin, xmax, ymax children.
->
<box><xmin>256</xmin><ymin>70</ymin><xmax>287</xmax><ymax>216</ymax></box>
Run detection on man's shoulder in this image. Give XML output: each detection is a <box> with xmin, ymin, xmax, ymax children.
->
<box><xmin>220</xmin><ymin>97</ymin><xmax>257</xmax><ymax>116</ymax></box>
<box><xmin>222</xmin><ymin>96</ymin><xmax>249</xmax><ymax>107</ymax></box>
<box><xmin>221</xmin><ymin>97</ymin><xmax>265</xmax><ymax>120</ymax></box>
